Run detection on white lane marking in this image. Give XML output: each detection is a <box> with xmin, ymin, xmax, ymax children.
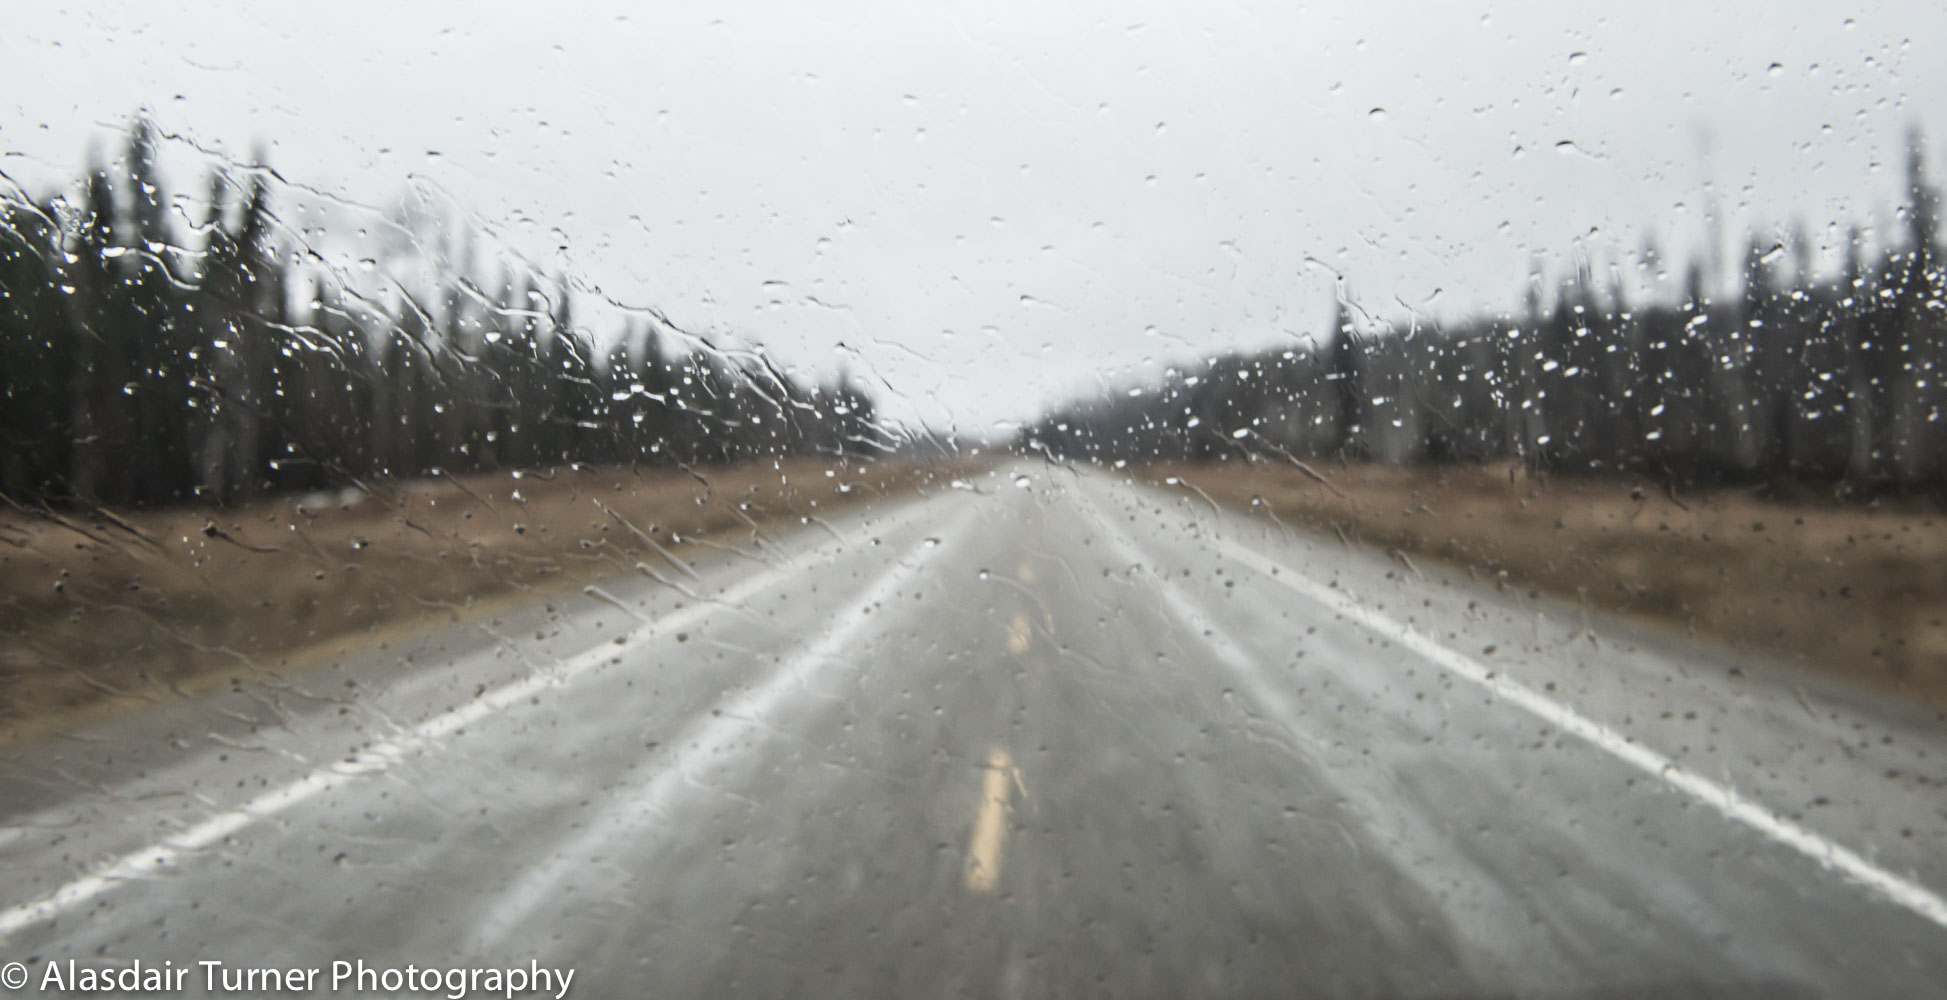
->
<box><xmin>1187</xmin><ymin>531</ymin><xmax>1947</xmax><ymax>932</ymax></box>
<box><xmin>470</xmin><ymin>505</ymin><xmax>980</xmax><ymax>948</ymax></box>
<box><xmin>1072</xmin><ymin>476</ymin><xmax>1947</xmax><ymax>934</ymax></box>
<box><xmin>0</xmin><ymin>497</ymin><xmax>951</xmax><ymax>942</ymax></box>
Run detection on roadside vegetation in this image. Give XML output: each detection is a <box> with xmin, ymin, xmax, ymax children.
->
<box><xmin>0</xmin><ymin>457</ymin><xmax>980</xmax><ymax>737</ymax></box>
<box><xmin>1145</xmin><ymin>459</ymin><xmax>1947</xmax><ymax>707</ymax></box>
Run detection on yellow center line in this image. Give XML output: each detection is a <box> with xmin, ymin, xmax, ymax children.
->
<box><xmin>963</xmin><ymin>746</ymin><xmax>1017</xmax><ymax>894</ymax></box>
<box><xmin>1004</xmin><ymin>612</ymin><xmax>1032</xmax><ymax>654</ymax></box>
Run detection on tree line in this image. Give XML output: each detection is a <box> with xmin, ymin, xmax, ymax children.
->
<box><xmin>0</xmin><ymin>117</ymin><xmax>888</xmax><ymax>509</ymax></box>
<box><xmin>1029</xmin><ymin>133</ymin><xmax>1947</xmax><ymax>490</ymax></box>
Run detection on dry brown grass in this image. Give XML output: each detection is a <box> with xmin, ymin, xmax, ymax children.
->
<box><xmin>0</xmin><ymin>457</ymin><xmax>975</xmax><ymax>730</ymax></box>
<box><xmin>1142</xmin><ymin>459</ymin><xmax>1947</xmax><ymax>706</ymax></box>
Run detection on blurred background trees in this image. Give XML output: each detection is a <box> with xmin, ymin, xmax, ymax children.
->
<box><xmin>1032</xmin><ymin>130</ymin><xmax>1947</xmax><ymax>494</ymax></box>
<box><xmin>0</xmin><ymin>116</ymin><xmax>891</xmax><ymax>508</ymax></box>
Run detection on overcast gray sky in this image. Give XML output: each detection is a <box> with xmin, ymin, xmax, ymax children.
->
<box><xmin>4</xmin><ymin>2</ymin><xmax>1944</xmax><ymax>435</ymax></box>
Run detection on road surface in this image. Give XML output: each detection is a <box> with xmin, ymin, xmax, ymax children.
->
<box><xmin>2</xmin><ymin>463</ymin><xmax>1944</xmax><ymax>997</ymax></box>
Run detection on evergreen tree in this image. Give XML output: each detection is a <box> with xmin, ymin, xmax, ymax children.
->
<box><xmin>1327</xmin><ymin>299</ymin><xmax>1363</xmax><ymax>459</ymax></box>
<box><xmin>0</xmin><ymin>196</ymin><xmax>75</xmax><ymax>497</ymax></box>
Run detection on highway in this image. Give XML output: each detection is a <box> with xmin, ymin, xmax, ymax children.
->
<box><xmin>2</xmin><ymin>463</ymin><xmax>1944</xmax><ymax>997</ymax></box>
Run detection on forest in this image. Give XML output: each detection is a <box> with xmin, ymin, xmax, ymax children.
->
<box><xmin>1029</xmin><ymin>133</ymin><xmax>1947</xmax><ymax>492</ymax></box>
<box><xmin>0</xmin><ymin>117</ymin><xmax>887</xmax><ymax>510</ymax></box>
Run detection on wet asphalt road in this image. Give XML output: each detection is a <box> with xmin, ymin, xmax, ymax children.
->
<box><xmin>2</xmin><ymin>463</ymin><xmax>1945</xmax><ymax>998</ymax></box>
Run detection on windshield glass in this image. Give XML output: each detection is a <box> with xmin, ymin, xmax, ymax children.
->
<box><xmin>3</xmin><ymin>3</ymin><xmax>1945</xmax><ymax>997</ymax></box>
